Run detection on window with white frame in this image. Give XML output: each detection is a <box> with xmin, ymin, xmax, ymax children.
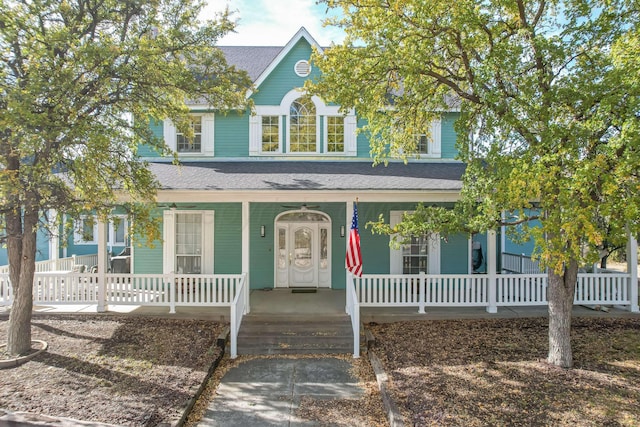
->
<box><xmin>249</xmin><ymin>89</ymin><xmax>357</xmax><ymax>156</ymax></box>
<box><xmin>176</xmin><ymin>116</ymin><xmax>202</xmax><ymax>153</ymax></box>
<box><xmin>75</xmin><ymin>216</ymin><xmax>97</xmax><ymax>244</ymax></box>
<box><xmin>326</xmin><ymin>116</ymin><xmax>345</xmax><ymax>153</ymax></box>
<box><xmin>175</xmin><ymin>213</ymin><xmax>202</xmax><ymax>274</ymax></box>
<box><xmin>289</xmin><ymin>98</ymin><xmax>317</xmax><ymax>152</ymax></box>
<box><xmin>108</xmin><ymin>216</ymin><xmax>128</xmax><ymax>246</ymax></box>
<box><xmin>162</xmin><ymin>210</ymin><xmax>214</xmax><ymax>274</ymax></box>
<box><xmin>261</xmin><ymin>115</ymin><xmax>280</xmax><ymax>152</ymax></box>
<box><xmin>75</xmin><ymin>216</ymin><xmax>128</xmax><ymax>246</ymax></box>
<box><xmin>412</xmin><ymin>119</ymin><xmax>442</xmax><ymax>158</ymax></box>
<box><xmin>163</xmin><ymin>113</ymin><xmax>215</xmax><ymax>156</ymax></box>
<box><xmin>389</xmin><ymin>211</ymin><xmax>440</xmax><ymax>274</ymax></box>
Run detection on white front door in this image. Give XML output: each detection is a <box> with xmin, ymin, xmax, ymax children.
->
<box><xmin>275</xmin><ymin>213</ymin><xmax>331</xmax><ymax>288</ymax></box>
<box><xmin>290</xmin><ymin>224</ymin><xmax>316</xmax><ymax>287</ymax></box>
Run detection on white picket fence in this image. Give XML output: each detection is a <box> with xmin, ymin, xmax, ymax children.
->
<box><xmin>0</xmin><ymin>254</ymin><xmax>99</xmax><ymax>275</ymax></box>
<box><xmin>502</xmin><ymin>252</ymin><xmax>542</xmax><ymax>274</ymax></box>
<box><xmin>0</xmin><ymin>272</ymin><xmax>248</xmax><ymax>357</ymax></box>
<box><xmin>353</xmin><ymin>272</ymin><xmax>635</xmax><ymax>311</ymax></box>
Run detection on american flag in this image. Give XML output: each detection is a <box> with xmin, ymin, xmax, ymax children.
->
<box><xmin>346</xmin><ymin>201</ymin><xmax>363</xmax><ymax>277</ymax></box>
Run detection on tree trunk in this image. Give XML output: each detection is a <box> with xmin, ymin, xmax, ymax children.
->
<box><xmin>547</xmin><ymin>259</ymin><xmax>578</xmax><ymax>368</ymax></box>
<box><xmin>6</xmin><ymin>208</ymin><xmax>38</xmax><ymax>356</ymax></box>
<box><xmin>600</xmin><ymin>254</ymin><xmax>608</xmax><ymax>269</ymax></box>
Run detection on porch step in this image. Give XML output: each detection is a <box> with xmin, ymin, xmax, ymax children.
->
<box><xmin>236</xmin><ymin>315</ymin><xmax>360</xmax><ymax>355</ymax></box>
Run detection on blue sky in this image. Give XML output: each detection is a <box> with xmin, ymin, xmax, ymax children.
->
<box><xmin>201</xmin><ymin>0</ymin><xmax>346</xmax><ymax>46</ymax></box>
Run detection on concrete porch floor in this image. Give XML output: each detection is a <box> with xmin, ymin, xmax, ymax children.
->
<box><xmin>3</xmin><ymin>287</ymin><xmax>636</xmax><ymax>322</ymax></box>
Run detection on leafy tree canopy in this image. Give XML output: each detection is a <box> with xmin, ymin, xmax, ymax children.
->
<box><xmin>0</xmin><ymin>0</ymin><xmax>252</xmax><ymax>355</ymax></box>
<box><xmin>310</xmin><ymin>0</ymin><xmax>640</xmax><ymax>273</ymax></box>
<box><xmin>0</xmin><ymin>0</ymin><xmax>252</xmax><ymax>237</ymax></box>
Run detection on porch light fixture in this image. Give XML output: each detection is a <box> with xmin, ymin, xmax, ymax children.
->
<box><xmin>260</xmin><ymin>225</ymin><xmax>265</xmax><ymax>238</ymax></box>
<box><xmin>340</xmin><ymin>225</ymin><xmax>345</xmax><ymax>237</ymax></box>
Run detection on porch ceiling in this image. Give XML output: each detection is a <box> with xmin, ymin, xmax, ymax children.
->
<box><xmin>149</xmin><ymin>161</ymin><xmax>465</xmax><ymax>192</ymax></box>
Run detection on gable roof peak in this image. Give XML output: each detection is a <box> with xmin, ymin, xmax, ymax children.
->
<box><xmin>249</xmin><ymin>27</ymin><xmax>322</xmax><ymax>91</ymax></box>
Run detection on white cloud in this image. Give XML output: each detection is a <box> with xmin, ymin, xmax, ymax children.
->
<box><xmin>201</xmin><ymin>0</ymin><xmax>345</xmax><ymax>46</ymax></box>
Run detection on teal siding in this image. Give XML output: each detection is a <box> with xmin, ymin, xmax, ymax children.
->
<box><xmin>215</xmin><ymin>111</ymin><xmax>250</xmax><ymax>157</ymax></box>
<box><xmin>252</xmin><ymin>40</ymin><xmax>314</xmax><ymax>105</ymax></box>
<box><xmin>214</xmin><ymin>204</ymin><xmax>242</xmax><ymax>273</ymax></box>
<box><xmin>441</xmin><ymin>233</ymin><xmax>470</xmax><ymax>274</ymax></box>
<box><xmin>356</xmin><ymin>118</ymin><xmax>371</xmax><ymax>158</ymax></box>
<box><xmin>133</xmin><ymin>203</ymin><xmax>242</xmax><ymax>274</ymax></box>
<box><xmin>137</xmin><ymin>119</ymin><xmax>164</xmax><ymax>158</ymax></box>
<box><xmin>441</xmin><ymin>112</ymin><xmax>459</xmax><ymax>159</ymax></box>
<box><xmin>133</xmin><ymin>236</ymin><xmax>162</xmax><ymax>274</ymax></box>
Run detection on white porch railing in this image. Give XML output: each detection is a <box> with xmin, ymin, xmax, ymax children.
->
<box><xmin>502</xmin><ymin>252</ymin><xmax>542</xmax><ymax>274</ymax></box>
<box><xmin>352</xmin><ymin>272</ymin><xmax>636</xmax><ymax>311</ymax></box>
<box><xmin>0</xmin><ymin>254</ymin><xmax>99</xmax><ymax>275</ymax></box>
<box><xmin>230</xmin><ymin>274</ymin><xmax>248</xmax><ymax>359</ymax></box>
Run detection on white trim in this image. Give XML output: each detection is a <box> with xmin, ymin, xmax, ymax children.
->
<box><xmin>154</xmin><ymin>190</ymin><xmax>463</xmax><ymax>204</ymax></box>
<box><xmin>202</xmin><ymin>114</ymin><xmax>215</xmax><ymax>156</ymax></box>
<box><xmin>163</xmin><ymin>120</ymin><xmax>177</xmax><ymax>152</ymax></box>
<box><xmin>294</xmin><ymin>59</ymin><xmax>311</xmax><ymax>77</ymax></box>
<box><xmin>162</xmin><ymin>211</ymin><xmax>175</xmax><ymax>274</ymax></box>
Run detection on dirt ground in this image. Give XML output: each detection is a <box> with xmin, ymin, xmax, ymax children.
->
<box><xmin>369</xmin><ymin>316</ymin><xmax>640</xmax><ymax>427</ymax></box>
<box><xmin>0</xmin><ymin>315</ymin><xmax>225</xmax><ymax>426</ymax></box>
<box><xmin>2</xmin><ymin>314</ymin><xmax>640</xmax><ymax>427</ymax></box>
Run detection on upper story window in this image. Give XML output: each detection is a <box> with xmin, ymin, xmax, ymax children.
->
<box><xmin>289</xmin><ymin>98</ymin><xmax>316</xmax><ymax>152</ymax></box>
<box><xmin>249</xmin><ymin>89</ymin><xmax>357</xmax><ymax>157</ymax></box>
<box><xmin>176</xmin><ymin>116</ymin><xmax>202</xmax><ymax>153</ymax></box>
<box><xmin>326</xmin><ymin>117</ymin><xmax>345</xmax><ymax>153</ymax></box>
<box><xmin>261</xmin><ymin>116</ymin><xmax>280</xmax><ymax>152</ymax></box>
<box><xmin>412</xmin><ymin>120</ymin><xmax>442</xmax><ymax>158</ymax></box>
<box><xmin>163</xmin><ymin>113</ymin><xmax>215</xmax><ymax>156</ymax></box>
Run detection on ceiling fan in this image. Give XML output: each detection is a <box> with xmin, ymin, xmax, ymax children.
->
<box><xmin>156</xmin><ymin>202</ymin><xmax>197</xmax><ymax>209</ymax></box>
<box><xmin>281</xmin><ymin>203</ymin><xmax>320</xmax><ymax>210</ymax></box>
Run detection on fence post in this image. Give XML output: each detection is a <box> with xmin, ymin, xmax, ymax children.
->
<box><xmin>418</xmin><ymin>271</ymin><xmax>426</xmax><ymax>314</ymax></box>
<box><xmin>97</xmin><ymin>221</ymin><xmax>108</xmax><ymax>312</ymax></box>
<box><xmin>628</xmin><ymin>232</ymin><xmax>639</xmax><ymax>312</ymax></box>
<box><xmin>486</xmin><ymin>230</ymin><xmax>498</xmax><ymax>313</ymax></box>
<box><xmin>169</xmin><ymin>272</ymin><xmax>176</xmax><ymax>314</ymax></box>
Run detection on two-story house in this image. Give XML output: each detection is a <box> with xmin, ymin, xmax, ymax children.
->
<box><xmin>125</xmin><ymin>27</ymin><xmax>489</xmax><ymax>292</ymax></box>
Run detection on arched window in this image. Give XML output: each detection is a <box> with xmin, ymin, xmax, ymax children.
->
<box><xmin>289</xmin><ymin>98</ymin><xmax>316</xmax><ymax>152</ymax></box>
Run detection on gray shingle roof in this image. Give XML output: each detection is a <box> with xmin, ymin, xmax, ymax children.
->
<box><xmin>150</xmin><ymin>161</ymin><xmax>464</xmax><ymax>192</ymax></box>
<box><xmin>219</xmin><ymin>46</ymin><xmax>283</xmax><ymax>82</ymax></box>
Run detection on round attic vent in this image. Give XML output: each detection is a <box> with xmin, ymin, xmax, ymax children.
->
<box><xmin>294</xmin><ymin>60</ymin><xmax>311</xmax><ymax>77</ymax></box>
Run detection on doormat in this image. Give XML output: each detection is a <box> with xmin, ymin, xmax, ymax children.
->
<box><xmin>291</xmin><ymin>288</ymin><xmax>317</xmax><ymax>293</ymax></box>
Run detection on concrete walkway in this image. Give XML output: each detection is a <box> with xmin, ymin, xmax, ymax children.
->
<box><xmin>197</xmin><ymin>357</ymin><xmax>363</xmax><ymax>427</ymax></box>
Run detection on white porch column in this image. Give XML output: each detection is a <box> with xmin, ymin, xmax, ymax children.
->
<box><xmin>242</xmin><ymin>201</ymin><xmax>250</xmax><ymax>314</ymax></box>
<box><xmin>97</xmin><ymin>219</ymin><xmax>108</xmax><ymax>312</ymax></box>
<box><xmin>486</xmin><ymin>229</ymin><xmax>498</xmax><ymax>314</ymax></box>
<box><xmin>628</xmin><ymin>233</ymin><xmax>639</xmax><ymax>312</ymax></box>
